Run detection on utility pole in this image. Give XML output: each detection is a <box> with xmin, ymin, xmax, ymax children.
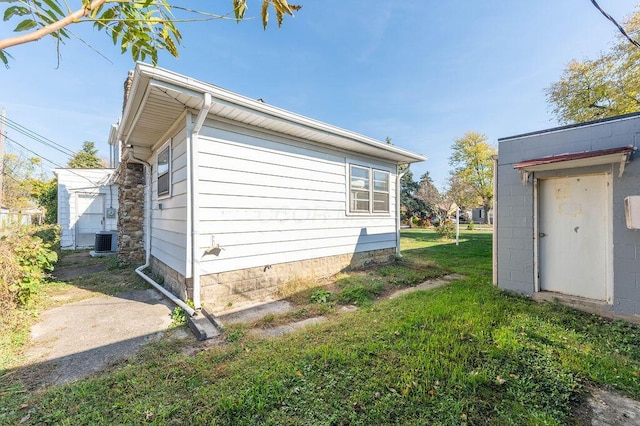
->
<box><xmin>0</xmin><ymin>108</ymin><xmax>5</xmax><ymax>210</ymax></box>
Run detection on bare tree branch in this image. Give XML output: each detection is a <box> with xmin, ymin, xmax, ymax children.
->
<box><xmin>0</xmin><ymin>0</ymin><xmax>108</xmax><ymax>50</ymax></box>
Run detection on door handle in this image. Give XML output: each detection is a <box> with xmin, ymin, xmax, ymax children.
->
<box><xmin>539</xmin><ymin>232</ymin><xmax>546</xmax><ymax>238</ymax></box>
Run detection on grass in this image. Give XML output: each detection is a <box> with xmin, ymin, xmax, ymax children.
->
<box><xmin>1</xmin><ymin>230</ymin><xmax>640</xmax><ymax>424</ymax></box>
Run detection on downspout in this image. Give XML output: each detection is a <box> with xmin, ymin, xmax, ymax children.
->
<box><xmin>129</xmin><ymin>150</ymin><xmax>196</xmax><ymax>316</ymax></box>
<box><xmin>189</xmin><ymin>93</ymin><xmax>213</xmax><ymax>310</ymax></box>
<box><xmin>396</xmin><ymin>165</ymin><xmax>409</xmax><ymax>258</ymax></box>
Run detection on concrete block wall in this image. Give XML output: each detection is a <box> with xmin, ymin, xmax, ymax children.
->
<box><xmin>612</xmin><ymin>154</ymin><xmax>640</xmax><ymax>316</ymax></box>
<box><xmin>497</xmin><ymin>113</ymin><xmax>640</xmax><ymax>317</ymax></box>
<box><xmin>496</xmin><ymin>165</ymin><xmax>535</xmax><ymax>295</ymax></box>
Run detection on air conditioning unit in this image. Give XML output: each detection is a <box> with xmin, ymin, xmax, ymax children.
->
<box><xmin>94</xmin><ymin>231</ymin><xmax>112</xmax><ymax>252</ymax></box>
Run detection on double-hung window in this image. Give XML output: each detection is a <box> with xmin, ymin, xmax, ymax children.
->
<box><xmin>349</xmin><ymin>165</ymin><xmax>390</xmax><ymax>214</ymax></box>
<box><xmin>157</xmin><ymin>142</ymin><xmax>171</xmax><ymax>198</ymax></box>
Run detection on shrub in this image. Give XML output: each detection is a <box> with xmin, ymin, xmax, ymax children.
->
<box><xmin>436</xmin><ymin>219</ymin><xmax>455</xmax><ymax>239</ymax></box>
<box><xmin>467</xmin><ymin>220</ymin><xmax>475</xmax><ymax>231</ymax></box>
<box><xmin>0</xmin><ymin>225</ymin><xmax>59</xmax><ymax>311</ymax></box>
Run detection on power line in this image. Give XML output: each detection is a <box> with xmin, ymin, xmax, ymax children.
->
<box><xmin>4</xmin><ymin>143</ymin><xmax>55</xmax><ymax>176</ymax></box>
<box><xmin>590</xmin><ymin>0</ymin><xmax>640</xmax><ymax>49</ymax></box>
<box><xmin>2</xmin><ymin>115</ymin><xmax>75</xmax><ymax>156</ymax></box>
<box><xmin>5</xmin><ymin>136</ymin><xmax>113</xmax><ymax>187</ymax></box>
<box><xmin>5</xmin><ymin>136</ymin><xmax>65</xmax><ymax>168</ymax></box>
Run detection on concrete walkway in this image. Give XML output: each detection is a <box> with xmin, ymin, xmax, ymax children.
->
<box><xmin>25</xmin><ymin>288</ymin><xmax>176</xmax><ymax>385</ymax></box>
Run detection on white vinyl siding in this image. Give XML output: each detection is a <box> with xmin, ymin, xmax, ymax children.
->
<box><xmin>150</xmin><ymin>127</ymin><xmax>188</xmax><ymax>276</ymax></box>
<box><xmin>55</xmin><ymin>168</ymin><xmax>117</xmax><ymax>250</ymax></box>
<box><xmin>195</xmin><ymin>120</ymin><xmax>397</xmax><ymax>275</ymax></box>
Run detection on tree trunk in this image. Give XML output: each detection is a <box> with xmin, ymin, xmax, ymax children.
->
<box><xmin>483</xmin><ymin>203</ymin><xmax>492</xmax><ymax>225</ymax></box>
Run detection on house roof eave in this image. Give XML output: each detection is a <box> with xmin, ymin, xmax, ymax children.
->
<box><xmin>119</xmin><ymin>63</ymin><xmax>426</xmax><ymax>165</ymax></box>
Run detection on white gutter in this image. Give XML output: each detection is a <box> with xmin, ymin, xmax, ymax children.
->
<box><xmin>189</xmin><ymin>93</ymin><xmax>213</xmax><ymax>310</ymax></box>
<box><xmin>395</xmin><ymin>165</ymin><xmax>409</xmax><ymax>257</ymax></box>
<box><xmin>126</xmin><ymin>149</ymin><xmax>196</xmax><ymax>317</ymax></box>
<box><xmin>133</xmin><ymin>62</ymin><xmax>426</xmax><ymax>164</ymax></box>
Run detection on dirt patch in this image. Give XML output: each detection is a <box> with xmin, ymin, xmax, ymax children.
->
<box><xmin>52</xmin><ymin>252</ymin><xmax>110</xmax><ymax>281</ymax></box>
<box><xmin>52</xmin><ymin>263</ymin><xmax>109</xmax><ymax>281</ymax></box>
<box><xmin>587</xmin><ymin>387</ymin><xmax>640</xmax><ymax>425</ymax></box>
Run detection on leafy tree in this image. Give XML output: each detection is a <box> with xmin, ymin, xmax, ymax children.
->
<box><xmin>546</xmin><ymin>8</ymin><xmax>640</xmax><ymax>123</ymax></box>
<box><xmin>2</xmin><ymin>153</ymin><xmax>38</xmax><ymax>211</ymax></box>
<box><xmin>399</xmin><ymin>165</ymin><xmax>428</xmax><ymax>227</ymax></box>
<box><xmin>446</xmin><ymin>173</ymin><xmax>479</xmax><ymax>212</ymax></box>
<box><xmin>67</xmin><ymin>141</ymin><xmax>105</xmax><ymax>168</ymax></box>
<box><xmin>0</xmin><ymin>0</ymin><xmax>301</xmax><ymax>66</ymax></box>
<box><xmin>448</xmin><ymin>132</ymin><xmax>496</xmax><ymax>223</ymax></box>
<box><xmin>415</xmin><ymin>172</ymin><xmax>440</xmax><ymax>217</ymax></box>
<box><xmin>29</xmin><ymin>178</ymin><xmax>57</xmax><ymax>224</ymax></box>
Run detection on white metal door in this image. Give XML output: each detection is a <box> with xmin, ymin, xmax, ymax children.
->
<box><xmin>75</xmin><ymin>193</ymin><xmax>105</xmax><ymax>248</ymax></box>
<box><xmin>539</xmin><ymin>175</ymin><xmax>610</xmax><ymax>301</ymax></box>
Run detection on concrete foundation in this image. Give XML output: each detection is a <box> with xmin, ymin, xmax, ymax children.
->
<box><xmin>150</xmin><ymin>248</ymin><xmax>395</xmax><ymax>312</ymax></box>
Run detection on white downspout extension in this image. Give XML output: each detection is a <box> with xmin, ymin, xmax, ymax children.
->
<box><xmin>129</xmin><ymin>151</ymin><xmax>196</xmax><ymax>316</ymax></box>
<box><xmin>190</xmin><ymin>93</ymin><xmax>213</xmax><ymax>310</ymax></box>
<box><xmin>396</xmin><ymin>165</ymin><xmax>408</xmax><ymax>258</ymax></box>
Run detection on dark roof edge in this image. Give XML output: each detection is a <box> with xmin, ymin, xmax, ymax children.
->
<box><xmin>498</xmin><ymin>111</ymin><xmax>640</xmax><ymax>142</ymax></box>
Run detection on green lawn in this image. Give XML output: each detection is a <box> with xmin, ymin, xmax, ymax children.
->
<box><xmin>2</xmin><ymin>230</ymin><xmax>640</xmax><ymax>425</ymax></box>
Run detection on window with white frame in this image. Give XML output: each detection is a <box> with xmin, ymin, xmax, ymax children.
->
<box><xmin>157</xmin><ymin>142</ymin><xmax>171</xmax><ymax>197</ymax></box>
<box><xmin>349</xmin><ymin>165</ymin><xmax>390</xmax><ymax>214</ymax></box>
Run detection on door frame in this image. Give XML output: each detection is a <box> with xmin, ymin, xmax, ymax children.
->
<box><xmin>533</xmin><ymin>172</ymin><xmax>614</xmax><ymax>303</ymax></box>
<box><xmin>74</xmin><ymin>192</ymin><xmax>106</xmax><ymax>249</ymax></box>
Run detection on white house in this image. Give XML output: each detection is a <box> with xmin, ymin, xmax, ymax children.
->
<box><xmin>113</xmin><ymin>63</ymin><xmax>425</xmax><ymax>314</ymax></box>
<box><xmin>54</xmin><ymin>168</ymin><xmax>118</xmax><ymax>250</ymax></box>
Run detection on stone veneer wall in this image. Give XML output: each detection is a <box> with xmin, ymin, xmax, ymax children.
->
<box><xmin>201</xmin><ymin>248</ymin><xmax>395</xmax><ymax>312</ymax></box>
<box><xmin>116</xmin><ymin>162</ymin><xmax>146</xmax><ymax>265</ymax></box>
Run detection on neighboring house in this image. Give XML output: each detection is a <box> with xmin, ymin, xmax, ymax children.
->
<box><xmin>471</xmin><ymin>207</ymin><xmax>493</xmax><ymax>224</ymax></box>
<box><xmin>496</xmin><ymin>112</ymin><xmax>640</xmax><ymax>319</ymax></box>
<box><xmin>0</xmin><ymin>206</ymin><xmax>42</xmax><ymax>228</ymax></box>
<box><xmin>112</xmin><ymin>63</ymin><xmax>425</xmax><ymax>313</ymax></box>
<box><xmin>54</xmin><ymin>168</ymin><xmax>118</xmax><ymax>250</ymax></box>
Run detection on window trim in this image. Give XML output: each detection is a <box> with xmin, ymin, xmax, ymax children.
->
<box><xmin>372</xmin><ymin>169</ymin><xmax>390</xmax><ymax>213</ymax></box>
<box><xmin>157</xmin><ymin>140</ymin><xmax>171</xmax><ymax>199</ymax></box>
<box><xmin>348</xmin><ymin>164</ymin><xmax>391</xmax><ymax>215</ymax></box>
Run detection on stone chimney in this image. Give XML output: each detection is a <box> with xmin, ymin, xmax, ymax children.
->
<box><xmin>116</xmin><ymin>70</ymin><xmax>146</xmax><ymax>265</ymax></box>
<box><xmin>116</xmin><ymin>162</ymin><xmax>145</xmax><ymax>265</ymax></box>
<box><xmin>122</xmin><ymin>70</ymin><xmax>134</xmax><ymax>114</ymax></box>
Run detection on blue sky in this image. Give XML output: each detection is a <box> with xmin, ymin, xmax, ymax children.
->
<box><xmin>1</xmin><ymin>0</ymin><xmax>638</xmax><ymax>189</ymax></box>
